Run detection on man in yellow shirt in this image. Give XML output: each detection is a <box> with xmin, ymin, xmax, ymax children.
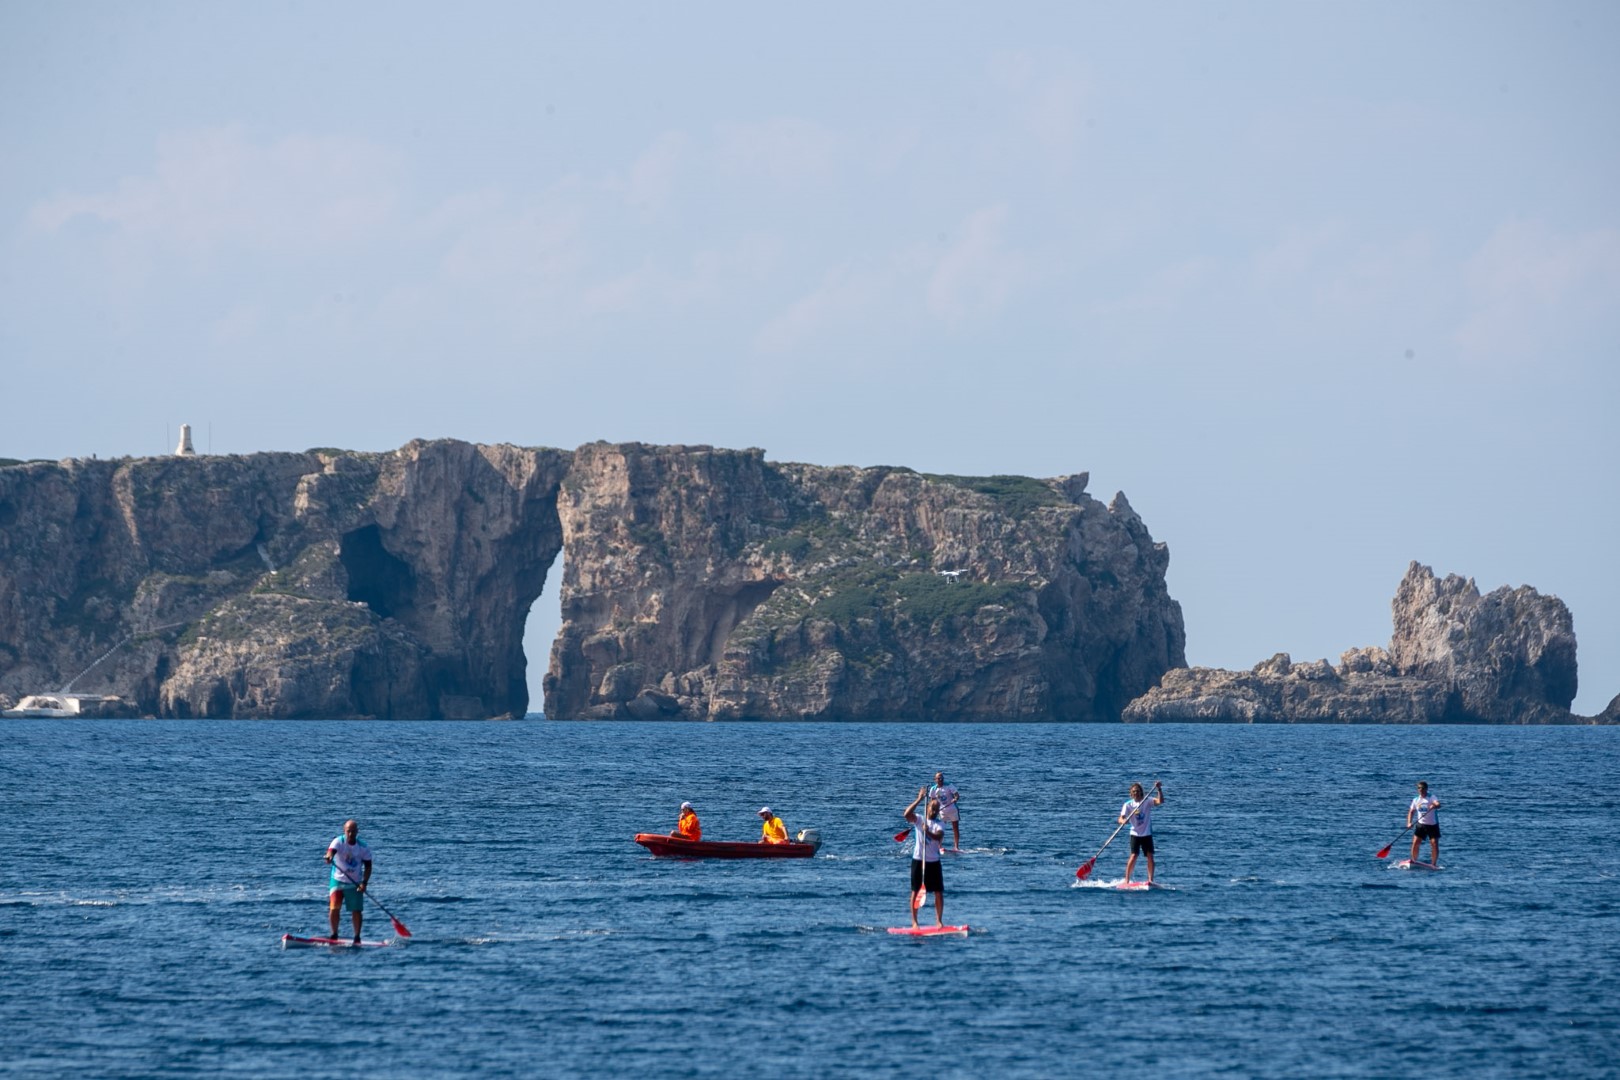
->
<box><xmin>672</xmin><ymin>801</ymin><xmax>701</xmax><ymax>841</ymax></box>
<box><xmin>758</xmin><ymin>806</ymin><xmax>788</xmax><ymax>844</ymax></box>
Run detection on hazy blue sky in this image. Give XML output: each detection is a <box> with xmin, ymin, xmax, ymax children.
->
<box><xmin>3</xmin><ymin>3</ymin><xmax>1615</xmax><ymax>713</ymax></box>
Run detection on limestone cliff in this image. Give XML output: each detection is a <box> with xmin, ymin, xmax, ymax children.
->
<box><xmin>543</xmin><ymin>443</ymin><xmax>1185</xmax><ymax>721</ymax></box>
<box><xmin>1123</xmin><ymin>562</ymin><xmax>1585</xmax><ymax>724</ymax></box>
<box><xmin>0</xmin><ymin>441</ymin><xmax>569</xmax><ymax>718</ymax></box>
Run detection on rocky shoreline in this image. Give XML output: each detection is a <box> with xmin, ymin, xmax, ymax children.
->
<box><xmin>1</xmin><ymin>442</ymin><xmax>1611</xmax><ymax>723</ymax></box>
<box><xmin>1125</xmin><ymin>562</ymin><xmax>1613</xmax><ymax>725</ymax></box>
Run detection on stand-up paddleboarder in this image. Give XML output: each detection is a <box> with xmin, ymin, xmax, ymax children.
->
<box><xmin>930</xmin><ymin>771</ymin><xmax>961</xmax><ymax>851</ymax></box>
<box><xmin>904</xmin><ymin>787</ymin><xmax>947</xmax><ymax>928</ymax></box>
<box><xmin>325</xmin><ymin>819</ymin><xmax>372</xmax><ymax>942</ymax></box>
<box><xmin>1407</xmin><ymin>782</ymin><xmax>1441</xmax><ymax>866</ymax></box>
<box><xmin>1119</xmin><ymin>781</ymin><xmax>1164</xmax><ymax>884</ymax></box>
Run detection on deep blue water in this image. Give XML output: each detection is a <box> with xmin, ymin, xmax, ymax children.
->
<box><xmin>2</xmin><ymin>721</ymin><xmax>1617</xmax><ymax>1078</ymax></box>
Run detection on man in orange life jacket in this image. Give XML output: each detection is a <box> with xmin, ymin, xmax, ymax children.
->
<box><xmin>672</xmin><ymin>801</ymin><xmax>701</xmax><ymax>841</ymax></box>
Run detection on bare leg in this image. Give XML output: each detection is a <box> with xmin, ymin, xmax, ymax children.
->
<box><xmin>1146</xmin><ymin>851</ymin><xmax>1156</xmax><ymax>884</ymax></box>
<box><xmin>1429</xmin><ymin>839</ymin><xmax>1439</xmax><ymax>866</ymax></box>
<box><xmin>1124</xmin><ymin>852</ymin><xmax>1138</xmax><ymax>883</ymax></box>
<box><xmin>352</xmin><ymin>908</ymin><xmax>363</xmax><ymax>942</ymax></box>
<box><xmin>951</xmin><ymin>821</ymin><xmax>960</xmax><ymax>850</ymax></box>
<box><xmin>910</xmin><ymin>865</ymin><xmax>920</xmax><ymax>928</ymax></box>
<box><xmin>1410</xmin><ymin>835</ymin><xmax>1421</xmax><ymax>862</ymax></box>
<box><xmin>328</xmin><ymin>891</ymin><xmax>342</xmax><ymax>937</ymax></box>
<box><xmin>935</xmin><ymin>890</ymin><xmax>945</xmax><ymax>928</ymax></box>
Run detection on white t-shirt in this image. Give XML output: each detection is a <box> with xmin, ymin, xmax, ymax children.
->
<box><xmin>931</xmin><ymin>784</ymin><xmax>959</xmax><ymax>810</ymax></box>
<box><xmin>328</xmin><ymin>836</ymin><xmax>372</xmax><ymax>890</ymax></box>
<box><xmin>912</xmin><ymin>817</ymin><xmax>944</xmax><ymax>862</ymax></box>
<box><xmin>1120</xmin><ymin>798</ymin><xmax>1154</xmax><ymax>837</ymax></box>
<box><xmin>1410</xmin><ymin>795</ymin><xmax>1440</xmax><ymax>825</ymax></box>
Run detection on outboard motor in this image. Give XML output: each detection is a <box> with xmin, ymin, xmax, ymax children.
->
<box><xmin>795</xmin><ymin>828</ymin><xmax>822</xmax><ymax>851</ymax></box>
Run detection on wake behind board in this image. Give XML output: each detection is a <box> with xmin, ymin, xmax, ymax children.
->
<box><xmin>281</xmin><ymin>934</ymin><xmax>394</xmax><ymax>948</ymax></box>
<box><xmin>1392</xmin><ymin>860</ymin><xmax>1441</xmax><ymax>872</ymax></box>
<box><xmin>887</xmin><ymin>925</ymin><xmax>969</xmax><ymax>937</ymax></box>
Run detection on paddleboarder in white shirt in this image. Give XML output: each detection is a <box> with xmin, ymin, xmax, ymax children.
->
<box><xmin>930</xmin><ymin>771</ymin><xmax>961</xmax><ymax>851</ymax></box>
<box><xmin>1119</xmin><ymin>781</ymin><xmax>1164</xmax><ymax>885</ymax></box>
<box><xmin>904</xmin><ymin>787</ymin><xmax>947</xmax><ymax>929</ymax></box>
<box><xmin>1407</xmin><ymin>782</ymin><xmax>1441</xmax><ymax>866</ymax></box>
<box><xmin>325</xmin><ymin>819</ymin><xmax>372</xmax><ymax>942</ymax></box>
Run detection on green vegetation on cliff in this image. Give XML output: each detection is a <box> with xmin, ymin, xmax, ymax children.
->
<box><xmin>923</xmin><ymin>474</ymin><xmax>1065</xmax><ymax>517</ymax></box>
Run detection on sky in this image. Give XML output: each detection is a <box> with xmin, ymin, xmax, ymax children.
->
<box><xmin>2</xmin><ymin>3</ymin><xmax>1615</xmax><ymax>714</ymax></box>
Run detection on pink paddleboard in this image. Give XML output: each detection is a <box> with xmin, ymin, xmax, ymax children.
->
<box><xmin>1392</xmin><ymin>860</ymin><xmax>1441</xmax><ymax>872</ymax></box>
<box><xmin>887</xmin><ymin>925</ymin><xmax>970</xmax><ymax>937</ymax></box>
<box><xmin>1114</xmin><ymin>881</ymin><xmax>1162</xmax><ymax>890</ymax></box>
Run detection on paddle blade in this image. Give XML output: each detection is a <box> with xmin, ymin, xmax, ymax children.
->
<box><xmin>911</xmin><ymin>886</ymin><xmax>927</xmax><ymax>911</ymax></box>
<box><xmin>1075</xmin><ymin>858</ymin><xmax>1096</xmax><ymax>881</ymax></box>
<box><xmin>894</xmin><ymin>830</ymin><xmax>910</xmax><ymax>843</ymax></box>
<box><xmin>1374</xmin><ymin>844</ymin><xmax>1393</xmax><ymax>859</ymax></box>
<box><xmin>390</xmin><ymin>917</ymin><xmax>412</xmax><ymax>938</ymax></box>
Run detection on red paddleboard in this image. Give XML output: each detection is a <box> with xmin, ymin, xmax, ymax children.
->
<box><xmin>281</xmin><ymin>934</ymin><xmax>394</xmax><ymax>948</ymax></box>
<box><xmin>887</xmin><ymin>925</ymin><xmax>969</xmax><ymax>937</ymax></box>
<box><xmin>1392</xmin><ymin>860</ymin><xmax>1441</xmax><ymax>872</ymax></box>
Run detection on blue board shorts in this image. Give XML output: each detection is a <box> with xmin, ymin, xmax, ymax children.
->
<box><xmin>330</xmin><ymin>884</ymin><xmax>363</xmax><ymax>912</ymax></box>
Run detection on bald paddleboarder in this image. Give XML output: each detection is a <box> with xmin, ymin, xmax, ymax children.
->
<box><xmin>325</xmin><ymin>819</ymin><xmax>372</xmax><ymax>942</ymax></box>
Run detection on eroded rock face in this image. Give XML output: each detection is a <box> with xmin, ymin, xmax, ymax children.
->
<box><xmin>543</xmin><ymin>444</ymin><xmax>1185</xmax><ymax>720</ymax></box>
<box><xmin>0</xmin><ymin>441</ymin><xmax>569</xmax><ymax>718</ymax></box>
<box><xmin>1124</xmin><ymin>562</ymin><xmax>1583</xmax><ymax>724</ymax></box>
<box><xmin>1</xmin><ymin>440</ymin><xmax>1182</xmax><ymax>720</ymax></box>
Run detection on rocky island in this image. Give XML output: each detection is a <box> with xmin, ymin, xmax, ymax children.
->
<box><xmin>0</xmin><ymin>439</ymin><xmax>1184</xmax><ymax>721</ymax></box>
<box><xmin>1125</xmin><ymin>562</ymin><xmax>1612</xmax><ymax>724</ymax></box>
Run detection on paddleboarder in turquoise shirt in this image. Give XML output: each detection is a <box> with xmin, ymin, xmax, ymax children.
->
<box><xmin>325</xmin><ymin>819</ymin><xmax>372</xmax><ymax>942</ymax></box>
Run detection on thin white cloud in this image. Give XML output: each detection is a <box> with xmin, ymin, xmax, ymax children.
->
<box><xmin>926</xmin><ymin>204</ymin><xmax>1024</xmax><ymax>326</ymax></box>
<box><xmin>612</xmin><ymin>130</ymin><xmax>693</xmax><ymax>213</ymax></box>
<box><xmin>1455</xmin><ymin>220</ymin><xmax>1620</xmax><ymax>361</ymax></box>
<box><xmin>754</xmin><ymin>259</ymin><xmax>902</xmax><ymax>354</ymax></box>
<box><xmin>988</xmin><ymin>51</ymin><xmax>1092</xmax><ymax>166</ymax></box>
<box><xmin>27</xmin><ymin>125</ymin><xmax>400</xmax><ymax>260</ymax></box>
<box><xmin>715</xmin><ymin>117</ymin><xmax>842</xmax><ymax>187</ymax></box>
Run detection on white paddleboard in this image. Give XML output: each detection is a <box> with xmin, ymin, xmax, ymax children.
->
<box><xmin>1392</xmin><ymin>860</ymin><xmax>1441</xmax><ymax>872</ymax></box>
<box><xmin>281</xmin><ymin>934</ymin><xmax>394</xmax><ymax>948</ymax></box>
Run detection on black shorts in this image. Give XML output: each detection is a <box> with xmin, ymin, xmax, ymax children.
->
<box><xmin>1414</xmin><ymin>823</ymin><xmax>1440</xmax><ymax>841</ymax></box>
<box><xmin>1130</xmin><ymin>835</ymin><xmax>1155</xmax><ymax>856</ymax></box>
<box><xmin>910</xmin><ymin>860</ymin><xmax>944</xmax><ymax>894</ymax></box>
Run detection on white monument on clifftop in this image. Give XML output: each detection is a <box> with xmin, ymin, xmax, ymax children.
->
<box><xmin>174</xmin><ymin>423</ymin><xmax>195</xmax><ymax>456</ymax></box>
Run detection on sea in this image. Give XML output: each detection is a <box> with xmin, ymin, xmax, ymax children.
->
<box><xmin>1</xmin><ymin>720</ymin><xmax>1616</xmax><ymax>1078</ymax></box>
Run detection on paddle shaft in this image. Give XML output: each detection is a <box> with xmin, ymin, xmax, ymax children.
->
<box><xmin>333</xmin><ymin>862</ymin><xmax>412</xmax><ymax>937</ymax></box>
<box><xmin>1377</xmin><ymin>797</ymin><xmax>1439</xmax><ymax>859</ymax></box>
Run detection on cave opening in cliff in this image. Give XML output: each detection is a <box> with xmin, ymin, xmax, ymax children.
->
<box><xmin>522</xmin><ymin>548</ymin><xmax>565</xmax><ymax>718</ymax></box>
<box><xmin>340</xmin><ymin>525</ymin><xmax>415</xmax><ymax>620</ymax></box>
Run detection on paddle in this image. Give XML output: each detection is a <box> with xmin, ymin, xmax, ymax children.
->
<box><xmin>894</xmin><ymin>829</ymin><xmax>909</xmax><ymax>843</ymax></box>
<box><xmin>1373</xmin><ymin>824</ymin><xmax>1414</xmax><ymax>860</ymax></box>
<box><xmin>334</xmin><ymin>863</ymin><xmax>412</xmax><ymax>938</ymax></box>
<box><xmin>1076</xmin><ymin>779</ymin><xmax>1160</xmax><ymax>881</ymax></box>
<box><xmin>1074</xmin><ymin>818</ymin><xmax>1129</xmax><ymax>882</ymax></box>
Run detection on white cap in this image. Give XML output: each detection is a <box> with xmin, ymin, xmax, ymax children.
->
<box><xmin>758</xmin><ymin>807</ymin><xmax>772</xmax><ymax>816</ymax></box>
<box><xmin>680</xmin><ymin>802</ymin><xmax>693</xmax><ymax>811</ymax></box>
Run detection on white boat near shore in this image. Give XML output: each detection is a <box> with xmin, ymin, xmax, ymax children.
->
<box><xmin>2</xmin><ymin>693</ymin><xmax>128</xmax><ymax>718</ymax></box>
